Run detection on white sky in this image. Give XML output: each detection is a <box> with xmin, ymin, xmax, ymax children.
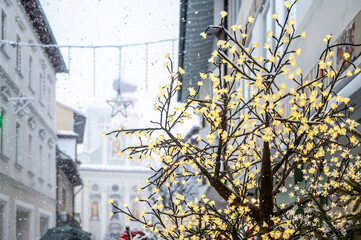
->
<box><xmin>40</xmin><ymin>0</ymin><xmax>180</xmax><ymax>112</ymax></box>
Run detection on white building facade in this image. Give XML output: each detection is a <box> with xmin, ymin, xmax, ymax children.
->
<box><xmin>75</xmin><ymin>107</ymin><xmax>152</xmax><ymax>240</ymax></box>
<box><xmin>0</xmin><ymin>0</ymin><xmax>66</xmax><ymax>239</ymax></box>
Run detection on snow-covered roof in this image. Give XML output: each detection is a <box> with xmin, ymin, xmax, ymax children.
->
<box><xmin>21</xmin><ymin>0</ymin><xmax>67</xmax><ymax>73</ymax></box>
<box><xmin>79</xmin><ymin>164</ymin><xmax>152</xmax><ymax>173</ymax></box>
<box><xmin>57</xmin><ymin>102</ymin><xmax>85</xmax><ymax>116</ymax></box>
<box><xmin>57</xmin><ymin>130</ymin><xmax>79</xmax><ymax>137</ymax></box>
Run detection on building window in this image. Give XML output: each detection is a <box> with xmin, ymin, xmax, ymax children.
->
<box><xmin>108</xmin><ymin>223</ymin><xmax>122</xmax><ymax>239</ymax></box>
<box><xmin>294</xmin><ymin>164</ymin><xmax>303</xmax><ymax>184</ymax></box>
<box><xmin>42</xmin><ymin>76</ymin><xmax>46</xmax><ymax>97</ymax></box>
<box><xmin>91</xmin><ymin>201</ymin><xmax>99</xmax><ymax>220</ymax></box>
<box><xmin>0</xmin><ymin>201</ymin><xmax>4</xmax><ymax>240</ymax></box>
<box><xmin>112</xmin><ymin>140</ymin><xmax>121</xmax><ymax>158</ymax></box>
<box><xmin>111</xmin><ymin>200</ymin><xmax>119</xmax><ymax>220</ymax></box>
<box><xmin>39</xmin><ymin>145</ymin><xmax>43</xmax><ymax>176</ymax></box>
<box><xmin>262</xmin><ymin>3</ymin><xmax>271</xmax><ymax>58</ymax></box>
<box><xmin>47</xmin><ymin>87</ymin><xmax>51</xmax><ymax>115</ymax></box>
<box><xmin>28</xmin><ymin>56</ymin><xmax>33</xmax><ymax>90</ymax></box>
<box><xmin>39</xmin><ymin>69</ymin><xmax>46</xmax><ymax>105</ymax></box>
<box><xmin>275</xmin><ymin>0</ymin><xmax>287</xmax><ymax>37</ymax></box>
<box><xmin>231</xmin><ymin>0</ymin><xmax>242</xmax><ymax>25</ymax></box>
<box><xmin>131</xmin><ymin>196</ymin><xmax>139</xmax><ymax>218</ymax></box>
<box><xmin>28</xmin><ymin>135</ymin><xmax>32</xmax><ymax>172</ymax></box>
<box><xmin>47</xmin><ymin>153</ymin><xmax>51</xmax><ymax>182</ymax></box>
<box><xmin>62</xmin><ymin>188</ymin><xmax>66</xmax><ymax>206</ymax></box>
<box><xmin>0</xmin><ymin>109</ymin><xmax>4</xmax><ymax>154</ymax></box>
<box><xmin>16</xmin><ymin>210</ymin><xmax>30</xmax><ymax>240</ymax></box>
<box><xmin>15</xmin><ymin>122</ymin><xmax>20</xmax><ymax>164</ymax></box>
<box><xmin>39</xmin><ymin>73</ymin><xmax>43</xmax><ymax>104</ymax></box>
<box><xmin>39</xmin><ymin>216</ymin><xmax>49</xmax><ymax>237</ymax></box>
<box><xmin>16</xmin><ymin>35</ymin><xmax>21</xmax><ymax>72</ymax></box>
<box><xmin>1</xmin><ymin>10</ymin><xmax>6</xmax><ymax>40</ymax></box>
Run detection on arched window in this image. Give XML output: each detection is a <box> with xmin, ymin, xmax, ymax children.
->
<box><xmin>111</xmin><ymin>200</ymin><xmax>119</xmax><ymax>220</ymax></box>
<box><xmin>111</xmin><ymin>140</ymin><xmax>121</xmax><ymax>158</ymax></box>
<box><xmin>108</xmin><ymin>222</ymin><xmax>122</xmax><ymax>239</ymax></box>
<box><xmin>90</xmin><ymin>200</ymin><xmax>99</xmax><ymax>220</ymax></box>
<box><xmin>131</xmin><ymin>195</ymin><xmax>139</xmax><ymax>218</ymax></box>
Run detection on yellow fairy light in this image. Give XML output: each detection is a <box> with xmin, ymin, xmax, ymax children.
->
<box><xmin>220</xmin><ymin>11</ymin><xmax>227</xmax><ymax>18</ymax></box>
<box><xmin>284</xmin><ymin>1</ymin><xmax>292</xmax><ymax>8</ymax></box>
<box><xmin>266</xmin><ymin>30</ymin><xmax>273</xmax><ymax>38</ymax></box>
<box><xmin>272</xmin><ymin>13</ymin><xmax>278</xmax><ymax>19</ymax></box>
<box><xmin>178</xmin><ymin>67</ymin><xmax>185</xmax><ymax>75</ymax></box>
<box><xmin>282</xmin><ymin>37</ymin><xmax>289</xmax><ymax>43</ymax></box>
<box><xmin>200</xmin><ymin>72</ymin><xmax>207</xmax><ymax>79</ymax></box>
<box><xmin>188</xmin><ymin>87</ymin><xmax>196</xmax><ymax>96</ymax></box>
<box><xmin>300</xmin><ymin>31</ymin><xmax>306</xmax><ymax>38</ymax></box>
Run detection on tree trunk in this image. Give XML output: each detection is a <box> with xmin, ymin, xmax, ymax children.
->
<box><xmin>260</xmin><ymin>140</ymin><xmax>273</xmax><ymax>222</ymax></box>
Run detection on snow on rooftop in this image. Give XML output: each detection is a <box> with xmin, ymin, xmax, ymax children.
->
<box><xmin>57</xmin><ymin>101</ymin><xmax>85</xmax><ymax>116</ymax></box>
<box><xmin>79</xmin><ymin>164</ymin><xmax>152</xmax><ymax>173</ymax></box>
<box><xmin>57</xmin><ymin>130</ymin><xmax>79</xmax><ymax>137</ymax></box>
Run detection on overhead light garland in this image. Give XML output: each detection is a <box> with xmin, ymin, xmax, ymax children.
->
<box><xmin>0</xmin><ymin>39</ymin><xmax>177</xmax><ymax>49</ymax></box>
<box><xmin>0</xmin><ymin>38</ymin><xmax>177</xmax><ymax>117</ymax></box>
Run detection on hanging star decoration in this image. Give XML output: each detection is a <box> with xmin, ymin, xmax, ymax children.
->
<box><xmin>106</xmin><ymin>93</ymin><xmax>133</xmax><ymax>118</ymax></box>
<box><xmin>8</xmin><ymin>89</ymin><xmax>34</xmax><ymax>115</ymax></box>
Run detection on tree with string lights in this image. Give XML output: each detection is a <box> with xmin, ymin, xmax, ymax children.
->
<box><xmin>107</xmin><ymin>1</ymin><xmax>361</xmax><ymax>239</ymax></box>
